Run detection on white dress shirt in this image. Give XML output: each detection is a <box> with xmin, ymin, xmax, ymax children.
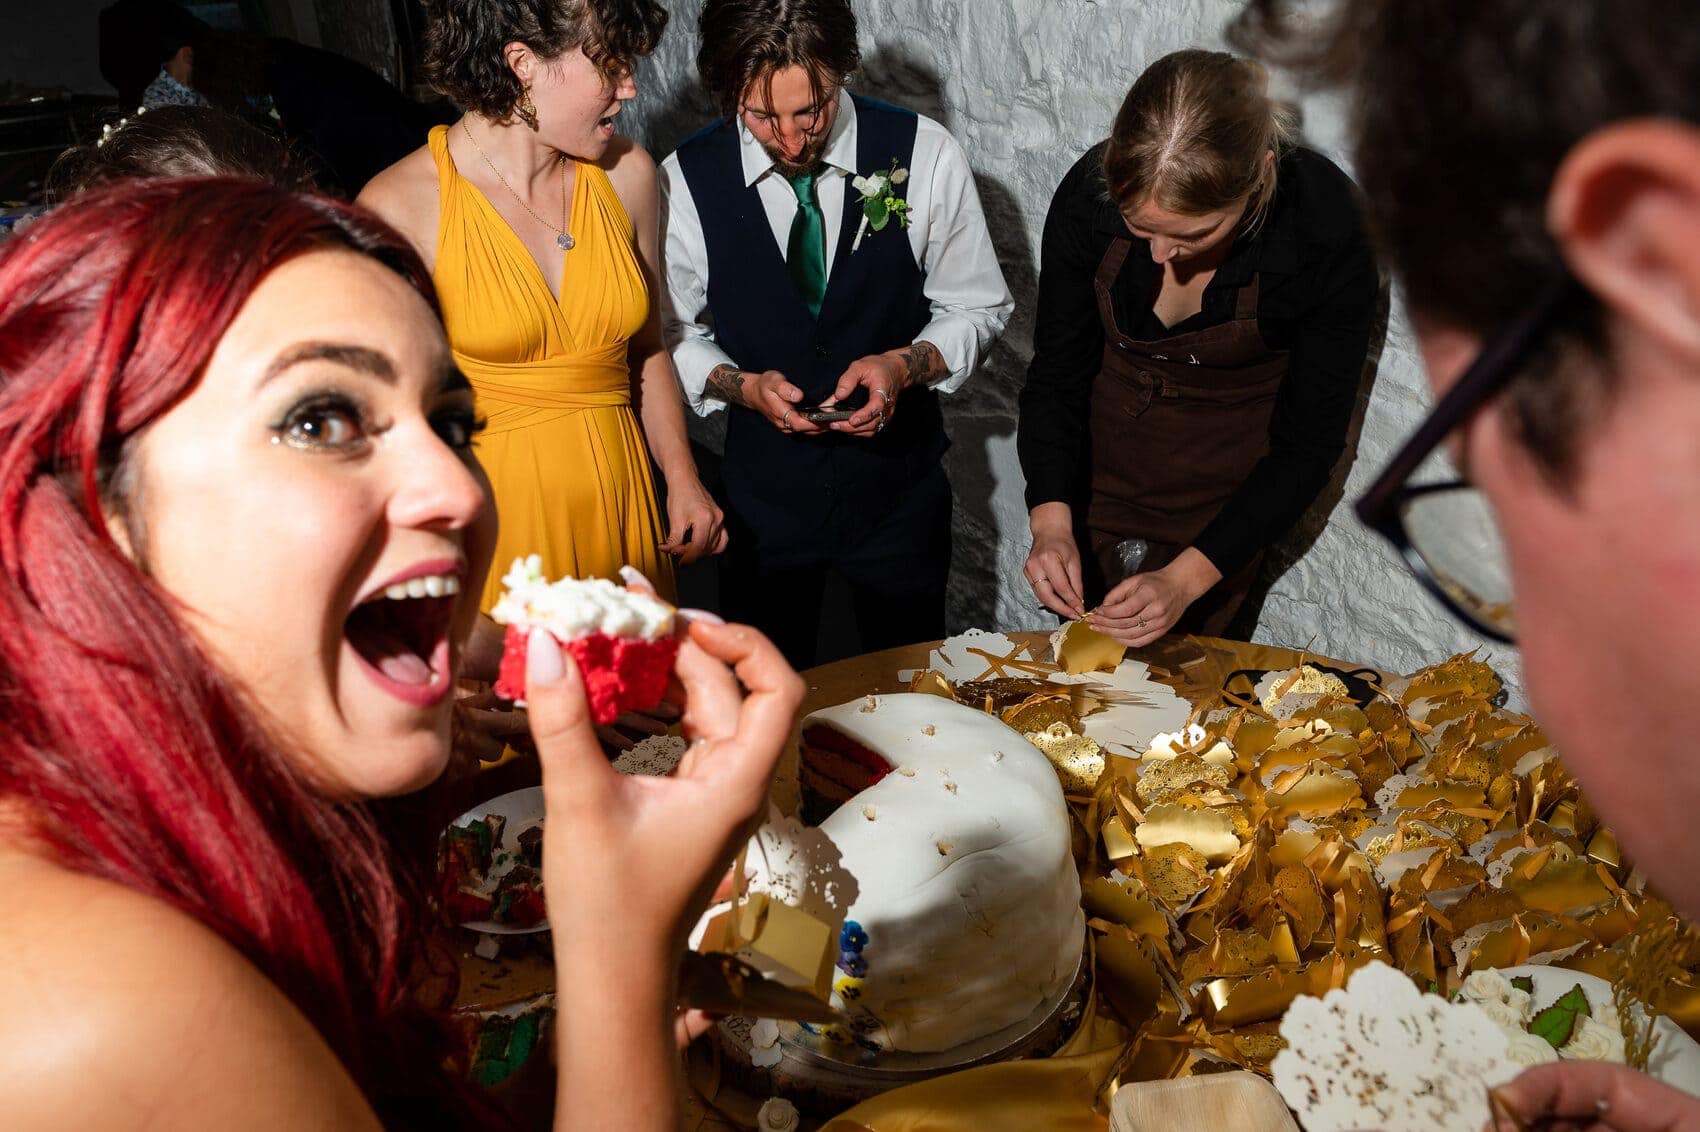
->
<box><xmin>660</xmin><ymin>90</ymin><xmax>1014</xmax><ymax>415</ymax></box>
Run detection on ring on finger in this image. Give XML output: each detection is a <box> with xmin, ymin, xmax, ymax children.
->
<box><xmin>872</xmin><ymin>388</ymin><xmax>890</xmax><ymax>403</ymax></box>
<box><xmin>782</xmin><ymin>408</ymin><xmax>794</xmax><ymax>430</ymax></box>
<box><xmin>1136</xmin><ymin>617</ymin><xmax>1148</xmax><ymax>629</ymax></box>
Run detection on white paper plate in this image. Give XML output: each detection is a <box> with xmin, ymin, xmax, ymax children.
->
<box><xmin>1493</xmin><ymin>965</ymin><xmax>1700</xmax><ymax>1096</ymax></box>
<box><xmin>447</xmin><ymin>786</ymin><xmax>548</xmax><ymax>935</ymax></box>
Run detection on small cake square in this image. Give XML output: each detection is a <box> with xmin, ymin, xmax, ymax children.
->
<box><xmin>489</xmin><ymin>556</ymin><xmax>680</xmax><ymax>725</ymax></box>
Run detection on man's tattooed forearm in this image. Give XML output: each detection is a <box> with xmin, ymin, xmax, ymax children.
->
<box><xmin>705</xmin><ymin>364</ymin><xmax>746</xmax><ymax>405</ymax></box>
<box><xmin>898</xmin><ymin>342</ymin><xmax>944</xmax><ymax>385</ymax></box>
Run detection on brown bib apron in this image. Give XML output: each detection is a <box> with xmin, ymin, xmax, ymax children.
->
<box><xmin>1085</xmin><ymin>238</ymin><xmax>1289</xmax><ymax>635</ymax></box>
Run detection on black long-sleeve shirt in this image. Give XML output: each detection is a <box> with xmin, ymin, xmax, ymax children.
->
<box><xmin>1017</xmin><ymin>142</ymin><xmax>1379</xmax><ymax>576</ymax></box>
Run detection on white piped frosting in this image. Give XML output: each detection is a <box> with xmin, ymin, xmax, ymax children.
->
<box><xmin>791</xmin><ymin>694</ymin><xmax>1084</xmax><ymax>1053</ymax></box>
<box><xmin>489</xmin><ymin>555</ymin><xmax>672</xmax><ymax>639</ymax></box>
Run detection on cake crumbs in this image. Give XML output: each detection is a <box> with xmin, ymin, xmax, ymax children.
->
<box><xmin>862</xmin><ymin>805</ymin><xmax>878</xmax><ymax>821</ymax></box>
<box><xmin>921</xmin><ymin>725</ymin><xmax>936</xmax><ymax>736</ymax></box>
<box><xmin>941</xmin><ymin>777</ymin><xmax>958</xmax><ymax>794</ymax></box>
<box><xmin>858</xmin><ymin>696</ymin><xmax>879</xmax><ymax>713</ymax></box>
<box><xmin>897</xmin><ymin>766</ymin><xmax>917</xmax><ymax>777</ymax></box>
<box><xmin>991</xmin><ymin>749</ymin><xmax>1005</xmax><ymax>763</ymax></box>
<box><xmin>936</xmin><ymin>840</ymin><xmax>954</xmax><ymax>856</ymax></box>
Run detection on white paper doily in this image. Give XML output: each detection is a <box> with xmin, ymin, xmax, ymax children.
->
<box><xmin>1273</xmin><ymin>961</ymin><xmax>1517</xmax><ymax>1131</ymax></box>
<box><xmin>898</xmin><ymin>629</ymin><xmax>1033</xmax><ymax>683</ymax></box>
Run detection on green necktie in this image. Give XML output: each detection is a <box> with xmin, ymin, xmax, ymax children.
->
<box><xmin>786</xmin><ymin>169</ymin><xmax>827</xmax><ymax>317</ymax></box>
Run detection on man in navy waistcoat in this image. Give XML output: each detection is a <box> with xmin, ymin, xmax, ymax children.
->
<box><xmin>661</xmin><ymin>0</ymin><xmax>1011</xmax><ymax>669</ymax></box>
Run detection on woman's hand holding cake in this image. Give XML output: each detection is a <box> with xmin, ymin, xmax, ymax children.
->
<box><xmin>490</xmin><ymin>556</ymin><xmax>683</xmax><ymax>725</ymax></box>
<box><xmin>521</xmin><ymin>585</ymin><xmax>801</xmax><ymax>1128</ymax></box>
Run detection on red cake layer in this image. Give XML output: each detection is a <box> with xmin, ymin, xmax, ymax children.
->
<box><xmin>798</xmin><ymin>723</ymin><xmax>895</xmax><ymax>825</ymax></box>
<box><xmin>495</xmin><ymin>625</ymin><xmax>679</xmax><ymax>725</ymax></box>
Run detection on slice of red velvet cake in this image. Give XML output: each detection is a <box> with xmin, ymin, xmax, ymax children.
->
<box><xmin>489</xmin><ymin>555</ymin><xmax>679</xmax><ymax>725</ymax></box>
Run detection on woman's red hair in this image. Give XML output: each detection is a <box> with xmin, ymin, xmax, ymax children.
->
<box><xmin>0</xmin><ymin>178</ymin><xmax>503</xmax><ymax>1127</ymax></box>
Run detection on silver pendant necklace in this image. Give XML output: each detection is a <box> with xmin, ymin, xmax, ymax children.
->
<box><xmin>463</xmin><ymin>120</ymin><xmax>574</xmax><ymax>251</ymax></box>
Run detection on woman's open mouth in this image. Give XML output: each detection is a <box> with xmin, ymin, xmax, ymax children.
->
<box><xmin>344</xmin><ymin>568</ymin><xmax>461</xmax><ymax>708</ymax></box>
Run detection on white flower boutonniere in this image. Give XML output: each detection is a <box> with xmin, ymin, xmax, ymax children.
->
<box><xmin>850</xmin><ymin>158</ymin><xmax>912</xmax><ymax>252</ymax></box>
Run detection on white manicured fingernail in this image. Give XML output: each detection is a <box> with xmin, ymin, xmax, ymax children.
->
<box><xmin>618</xmin><ymin>565</ymin><xmax>649</xmax><ymax>589</ymax></box>
<box><xmin>527</xmin><ymin>629</ymin><xmax>563</xmax><ymax>685</ymax></box>
<box><xmin>679</xmin><ymin>607</ymin><xmax>726</xmax><ymax>626</ymax></box>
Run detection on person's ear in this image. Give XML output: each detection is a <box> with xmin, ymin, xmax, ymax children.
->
<box><xmin>167</xmin><ymin>43</ymin><xmax>193</xmax><ymax>83</ymax></box>
<box><xmin>502</xmin><ymin>41</ymin><xmax>533</xmax><ymax>88</ymax></box>
<box><xmin>1549</xmin><ymin>119</ymin><xmax>1700</xmax><ymax>363</ymax></box>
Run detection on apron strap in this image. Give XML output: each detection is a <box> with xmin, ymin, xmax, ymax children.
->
<box><xmin>1232</xmin><ymin>272</ymin><xmax>1262</xmax><ymax>321</ymax></box>
<box><xmin>1092</xmin><ymin>238</ymin><xmax>1135</xmax><ymax>344</ymax></box>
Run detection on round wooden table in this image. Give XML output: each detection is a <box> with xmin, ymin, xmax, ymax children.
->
<box><xmin>772</xmin><ymin>632</ymin><xmax>1357</xmax><ymax>814</ymax></box>
<box><xmin>458</xmin><ymin>631</ymin><xmax>1360</xmax><ymax>1129</ymax></box>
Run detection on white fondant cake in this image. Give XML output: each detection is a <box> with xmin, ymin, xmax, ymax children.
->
<box><xmin>755</xmin><ymin>694</ymin><xmax>1084</xmax><ymax>1054</ymax></box>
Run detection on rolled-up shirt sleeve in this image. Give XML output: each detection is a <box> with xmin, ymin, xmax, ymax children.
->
<box><xmin>1018</xmin><ymin>152</ymin><xmax>1108</xmax><ymax>511</ymax></box>
<box><xmin>911</xmin><ymin>125</ymin><xmax>1013</xmax><ymax>393</ymax></box>
<box><xmin>659</xmin><ymin>155</ymin><xmax>736</xmax><ymax>417</ymax></box>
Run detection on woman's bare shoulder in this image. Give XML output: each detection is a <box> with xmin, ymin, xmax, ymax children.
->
<box><xmin>357</xmin><ymin>145</ymin><xmax>442</xmax><ymax>263</ymax></box>
<box><xmin>599</xmin><ymin>137</ymin><xmax>658</xmax><ymax>227</ymax></box>
<box><xmin>0</xmin><ymin>852</ymin><xmax>380</xmax><ymax>1129</ymax></box>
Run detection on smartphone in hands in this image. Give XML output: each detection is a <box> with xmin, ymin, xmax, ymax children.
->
<box><xmin>793</xmin><ymin>402</ymin><xmax>856</xmax><ymax>424</ymax></box>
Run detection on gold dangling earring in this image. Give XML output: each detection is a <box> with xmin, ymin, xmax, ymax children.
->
<box><xmin>517</xmin><ymin>87</ymin><xmax>538</xmax><ymax>131</ymax></box>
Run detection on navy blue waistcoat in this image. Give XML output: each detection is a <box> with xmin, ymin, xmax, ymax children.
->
<box><xmin>674</xmin><ymin>96</ymin><xmax>945</xmax><ymax>546</ymax></box>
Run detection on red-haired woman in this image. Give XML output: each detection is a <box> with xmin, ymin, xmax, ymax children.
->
<box><xmin>0</xmin><ymin>177</ymin><xmax>799</xmax><ymax>1129</ymax></box>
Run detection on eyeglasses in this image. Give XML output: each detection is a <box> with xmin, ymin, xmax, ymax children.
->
<box><xmin>1354</xmin><ymin>272</ymin><xmax>1583</xmax><ymax>643</ymax></box>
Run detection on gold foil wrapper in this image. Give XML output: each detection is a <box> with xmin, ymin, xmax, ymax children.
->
<box><xmin>1053</xmin><ymin>619</ymin><xmax>1127</xmax><ymax>674</ymax></box>
<box><xmin>924</xmin><ymin>644</ymin><xmax>1700</xmax><ymax>1080</ymax></box>
<box><xmin>1137</xmin><ymin>753</ymin><xmax>1233</xmax><ymax>806</ymax></box>
<box><xmin>1025</xmin><ymin>722</ymin><xmax>1105</xmax><ymax>793</ymax></box>
<box><xmin>907</xmin><ymin>669</ymin><xmax>956</xmax><ymax>700</ymax></box>
<box><xmin>1136</xmin><ymin>804</ymin><xmax>1242</xmax><ymax>864</ymax></box>
<box><xmin>1136</xmin><ymin>842</ymin><xmax>1213</xmax><ymax>911</ymax></box>
<box><xmin>1004</xmin><ymin>693</ymin><xmax>1081</xmax><ymax>736</ymax></box>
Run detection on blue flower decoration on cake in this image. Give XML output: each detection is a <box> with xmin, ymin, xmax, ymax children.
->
<box><xmin>836</xmin><ymin>919</ymin><xmax>870</xmax><ymax>976</ymax></box>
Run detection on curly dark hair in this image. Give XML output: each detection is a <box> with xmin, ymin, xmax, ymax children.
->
<box><xmin>423</xmin><ymin>0</ymin><xmax>669</xmax><ymax>120</ymax></box>
<box><xmin>696</xmin><ymin>0</ymin><xmax>861</xmax><ymax>122</ymax></box>
<box><xmin>1231</xmin><ymin>0</ymin><xmax>1700</xmax><ymax>481</ymax></box>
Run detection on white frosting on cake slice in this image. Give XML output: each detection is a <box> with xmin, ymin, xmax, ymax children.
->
<box><xmin>798</xmin><ymin>694</ymin><xmax>1084</xmax><ymax>1054</ymax></box>
<box><xmin>489</xmin><ymin>555</ymin><xmax>672</xmax><ymax>638</ymax></box>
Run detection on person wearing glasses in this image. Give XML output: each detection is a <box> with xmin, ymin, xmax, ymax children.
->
<box><xmin>1019</xmin><ymin>49</ymin><xmax>1377</xmax><ymax>645</ymax></box>
<box><xmin>660</xmin><ymin>0</ymin><xmax>1011</xmax><ymax>670</ymax></box>
<box><xmin>1237</xmin><ymin>1</ymin><xmax>1700</xmax><ymax>1127</ymax></box>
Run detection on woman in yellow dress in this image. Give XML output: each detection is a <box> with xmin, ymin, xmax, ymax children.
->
<box><xmin>360</xmin><ymin>0</ymin><xmax>724</xmax><ymax>639</ymax></box>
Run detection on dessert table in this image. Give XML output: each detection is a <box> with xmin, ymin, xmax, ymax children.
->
<box><xmin>458</xmin><ymin>628</ymin><xmax>1700</xmax><ymax>1131</ymax></box>
<box><xmin>455</xmin><ymin>632</ymin><xmax>1362</xmax><ymax>1130</ymax></box>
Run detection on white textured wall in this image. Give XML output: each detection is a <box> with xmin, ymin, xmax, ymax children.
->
<box><xmin>627</xmin><ymin>0</ymin><xmax>1523</xmax><ymax>702</ymax></box>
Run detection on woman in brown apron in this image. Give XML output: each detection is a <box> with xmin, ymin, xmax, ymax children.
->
<box><xmin>1018</xmin><ymin>49</ymin><xmax>1377</xmax><ymax>645</ymax></box>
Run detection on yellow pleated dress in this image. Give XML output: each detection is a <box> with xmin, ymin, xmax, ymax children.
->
<box><xmin>428</xmin><ymin>125</ymin><xmax>674</xmax><ymax>611</ymax></box>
